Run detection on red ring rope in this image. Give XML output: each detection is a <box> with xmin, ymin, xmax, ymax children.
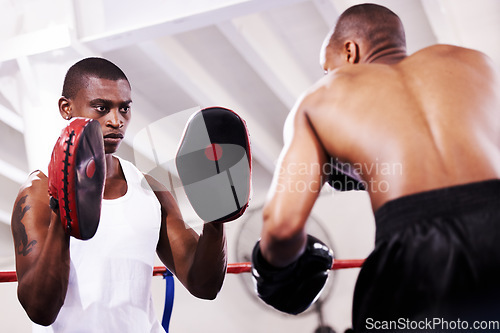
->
<box><xmin>0</xmin><ymin>271</ymin><xmax>17</xmax><ymax>283</ymax></box>
<box><xmin>152</xmin><ymin>259</ymin><xmax>365</xmax><ymax>276</ymax></box>
<box><xmin>0</xmin><ymin>259</ymin><xmax>365</xmax><ymax>283</ymax></box>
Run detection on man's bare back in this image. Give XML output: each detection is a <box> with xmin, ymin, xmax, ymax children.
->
<box><xmin>255</xmin><ymin>4</ymin><xmax>500</xmax><ymax>327</ymax></box>
<box><xmin>305</xmin><ymin>44</ymin><xmax>500</xmax><ymax>210</ymax></box>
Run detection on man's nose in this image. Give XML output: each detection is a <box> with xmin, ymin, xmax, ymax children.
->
<box><xmin>105</xmin><ymin>109</ymin><xmax>123</xmax><ymax>128</ymax></box>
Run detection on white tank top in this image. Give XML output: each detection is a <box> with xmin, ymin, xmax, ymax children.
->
<box><xmin>33</xmin><ymin>157</ymin><xmax>165</xmax><ymax>333</ymax></box>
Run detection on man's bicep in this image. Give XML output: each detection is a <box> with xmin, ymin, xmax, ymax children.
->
<box><xmin>11</xmin><ymin>193</ymin><xmax>36</xmax><ymax>257</ymax></box>
<box><xmin>266</xmin><ymin>109</ymin><xmax>328</xmax><ymax>223</ymax></box>
<box><xmin>11</xmin><ymin>182</ymin><xmax>51</xmax><ymax>278</ymax></box>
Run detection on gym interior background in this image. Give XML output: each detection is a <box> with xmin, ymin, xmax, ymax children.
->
<box><xmin>0</xmin><ymin>0</ymin><xmax>499</xmax><ymax>332</ymax></box>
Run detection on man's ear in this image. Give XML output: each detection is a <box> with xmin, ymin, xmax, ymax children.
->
<box><xmin>58</xmin><ymin>97</ymin><xmax>72</xmax><ymax>120</ymax></box>
<box><xmin>344</xmin><ymin>41</ymin><xmax>360</xmax><ymax>64</ymax></box>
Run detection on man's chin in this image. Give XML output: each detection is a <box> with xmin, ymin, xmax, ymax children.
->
<box><xmin>103</xmin><ymin>137</ymin><xmax>124</xmax><ymax>154</ymax></box>
<box><xmin>104</xmin><ymin>144</ymin><xmax>120</xmax><ymax>155</ymax></box>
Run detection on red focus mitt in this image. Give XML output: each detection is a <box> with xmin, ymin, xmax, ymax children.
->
<box><xmin>48</xmin><ymin>118</ymin><xmax>105</xmax><ymax>240</ymax></box>
<box><xmin>176</xmin><ymin>107</ymin><xmax>251</xmax><ymax>223</ymax></box>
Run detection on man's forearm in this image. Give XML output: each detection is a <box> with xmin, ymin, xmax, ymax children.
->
<box><xmin>18</xmin><ymin>214</ymin><xmax>70</xmax><ymax>326</ymax></box>
<box><xmin>186</xmin><ymin>223</ymin><xmax>227</xmax><ymax>300</ymax></box>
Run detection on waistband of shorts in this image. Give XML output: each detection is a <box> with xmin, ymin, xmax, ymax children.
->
<box><xmin>374</xmin><ymin>179</ymin><xmax>500</xmax><ymax>241</ymax></box>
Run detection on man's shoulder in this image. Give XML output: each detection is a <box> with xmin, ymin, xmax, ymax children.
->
<box><xmin>114</xmin><ymin>155</ymin><xmax>134</xmax><ymax>169</ymax></box>
<box><xmin>410</xmin><ymin>44</ymin><xmax>489</xmax><ymax>63</ymax></box>
<box><xmin>305</xmin><ymin>69</ymin><xmax>354</xmax><ymax>99</ymax></box>
<box><xmin>404</xmin><ymin>44</ymin><xmax>496</xmax><ymax>82</ymax></box>
<box><xmin>21</xmin><ymin>170</ymin><xmax>48</xmax><ymax>192</ymax></box>
<box><xmin>143</xmin><ymin>173</ymin><xmax>168</xmax><ymax>192</ymax></box>
<box><xmin>326</xmin><ymin>63</ymin><xmax>392</xmax><ymax>87</ymax></box>
<box><xmin>417</xmin><ymin>44</ymin><xmax>477</xmax><ymax>54</ymax></box>
<box><xmin>15</xmin><ymin>170</ymin><xmax>49</xmax><ymax>205</ymax></box>
<box><xmin>114</xmin><ymin>155</ymin><xmax>144</xmax><ymax>180</ymax></box>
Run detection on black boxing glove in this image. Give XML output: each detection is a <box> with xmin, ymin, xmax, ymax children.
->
<box><xmin>251</xmin><ymin>234</ymin><xmax>333</xmax><ymax>315</ymax></box>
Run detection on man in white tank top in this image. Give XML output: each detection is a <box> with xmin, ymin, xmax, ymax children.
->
<box><xmin>11</xmin><ymin>58</ymin><xmax>228</xmax><ymax>332</ymax></box>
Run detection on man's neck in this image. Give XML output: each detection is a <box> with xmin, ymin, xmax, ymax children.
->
<box><xmin>105</xmin><ymin>154</ymin><xmax>119</xmax><ymax>179</ymax></box>
<box><xmin>103</xmin><ymin>154</ymin><xmax>127</xmax><ymax>199</ymax></box>
<box><xmin>364</xmin><ymin>47</ymin><xmax>407</xmax><ymax>65</ymax></box>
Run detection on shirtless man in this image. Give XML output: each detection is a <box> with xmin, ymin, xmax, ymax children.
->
<box><xmin>11</xmin><ymin>57</ymin><xmax>228</xmax><ymax>332</ymax></box>
<box><xmin>251</xmin><ymin>3</ymin><xmax>500</xmax><ymax>331</ymax></box>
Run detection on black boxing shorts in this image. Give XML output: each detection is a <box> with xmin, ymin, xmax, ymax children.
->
<box><xmin>352</xmin><ymin>180</ymin><xmax>500</xmax><ymax>333</ymax></box>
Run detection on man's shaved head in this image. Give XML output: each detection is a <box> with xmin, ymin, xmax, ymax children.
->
<box><xmin>62</xmin><ymin>57</ymin><xmax>130</xmax><ymax>100</ymax></box>
<box><xmin>327</xmin><ymin>3</ymin><xmax>406</xmax><ymax>54</ymax></box>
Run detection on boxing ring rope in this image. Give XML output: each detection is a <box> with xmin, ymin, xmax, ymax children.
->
<box><xmin>0</xmin><ymin>271</ymin><xmax>17</xmax><ymax>283</ymax></box>
<box><xmin>0</xmin><ymin>259</ymin><xmax>365</xmax><ymax>283</ymax></box>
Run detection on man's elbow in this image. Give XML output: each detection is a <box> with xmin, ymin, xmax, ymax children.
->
<box><xmin>186</xmin><ymin>272</ymin><xmax>224</xmax><ymax>300</ymax></box>
<box><xmin>21</xmin><ymin>299</ymin><xmax>60</xmax><ymax>326</ymax></box>
<box><xmin>18</xmin><ymin>286</ymin><xmax>63</xmax><ymax>326</ymax></box>
<box><xmin>27</xmin><ymin>311</ymin><xmax>58</xmax><ymax>327</ymax></box>
<box><xmin>188</xmin><ymin>285</ymin><xmax>220</xmax><ymax>300</ymax></box>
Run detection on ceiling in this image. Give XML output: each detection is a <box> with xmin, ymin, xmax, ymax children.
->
<box><xmin>0</xmin><ymin>0</ymin><xmax>499</xmax><ymax>264</ymax></box>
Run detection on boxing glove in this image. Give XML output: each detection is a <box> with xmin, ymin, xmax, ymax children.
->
<box><xmin>251</xmin><ymin>234</ymin><xmax>334</xmax><ymax>315</ymax></box>
<box><xmin>176</xmin><ymin>107</ymin><xmax>251</xmax><ymax>223</ymax></box>
<box><xmin>48</xmin><ymin>118</ymin><xmax>105</xmax><ymax>240</ymax></box>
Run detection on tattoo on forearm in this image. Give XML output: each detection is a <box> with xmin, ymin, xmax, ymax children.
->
<box><xmin>13</xmin><ymin>195</ymin><xmax>37</xmax><ymax>256</ymax></box>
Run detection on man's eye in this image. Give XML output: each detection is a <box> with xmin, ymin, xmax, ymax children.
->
<box><xmin>95</xmin><ymin>105</ymin><xmax>107</xmax><ymax>112</ymax></box>
<box><xmin>120</xmin><ymin>106</ymin><xmax>130</xmax><ymax>113</ymax></box>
